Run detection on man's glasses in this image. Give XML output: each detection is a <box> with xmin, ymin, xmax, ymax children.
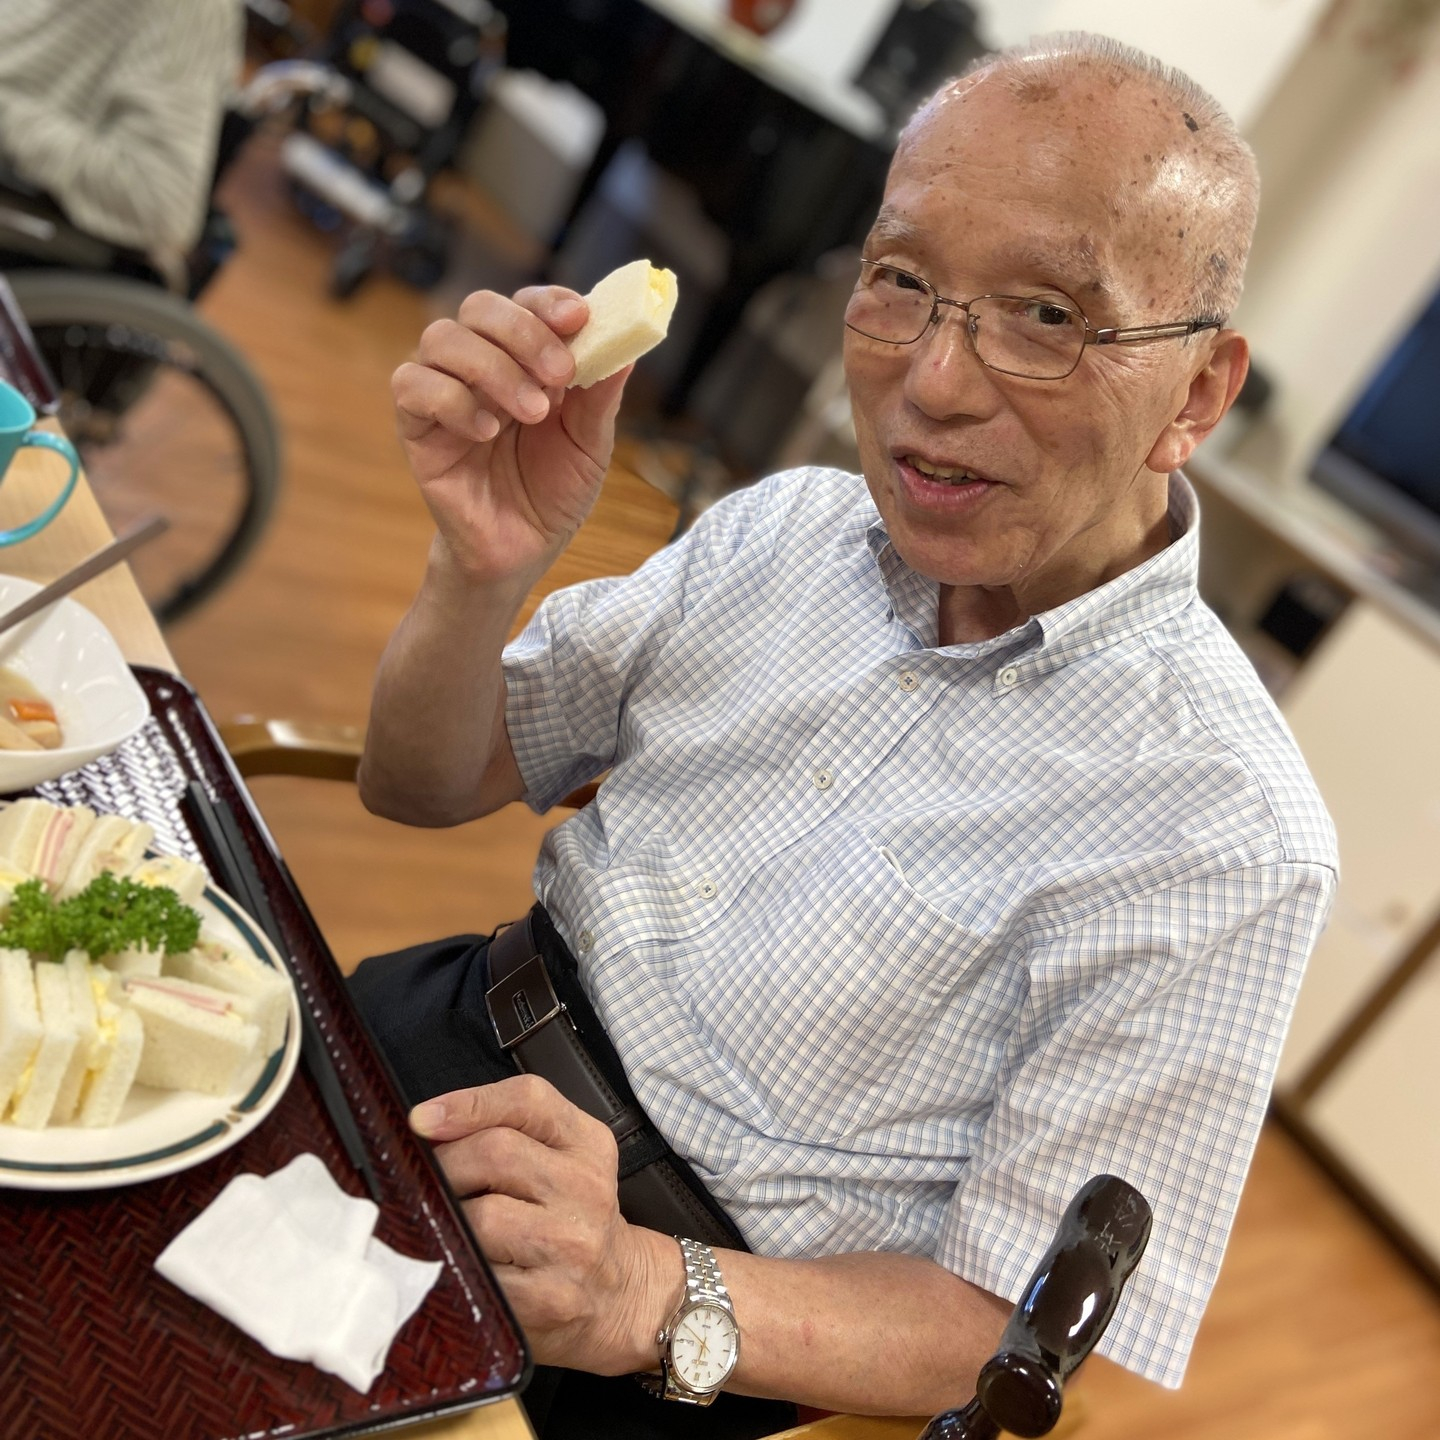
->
<box><xmin>844</xmin><ymin>260</ymin><xmax>1222</xmax><ymax>381</ymax></box>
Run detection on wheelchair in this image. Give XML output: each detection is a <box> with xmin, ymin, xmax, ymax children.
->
<box><xmin>0</xmin><ymin>61</ymin><xmax>351</xmax><ymax>626</ymax></box>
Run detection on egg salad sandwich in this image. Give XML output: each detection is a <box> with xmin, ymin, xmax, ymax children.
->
<box><xmin>7</xmin><ymin>957</ymin><xmax>79</xmax><ymax>1128</ymax></box>
<box><xmin>129</xmin><ymin>853</ymin><xmax>209</xmax><ymax>906</ymax></box>
<box><xmin>0</xmin><ymin>947</ymin><xmax>43</xmax><ymax>1117</ymax></box>
<box><xmin>77</xmin><ymin>982</ymin><xmax>144</xmax><ymax>1128</ymax></box>
<box><xmin>0</xmin><ymin>853</ymin><xmax>33</xmax><ymax>914</ymax></box>
<box><xmin>48</xmin><ymin>950</ymin><xmax>102</xmax><ymax>1124</ymax></box>
<box><xmin>56</xmin><ymin>814</ymin><xmax>156</xmax><ymax>900</ymax></box>
<box><xmin>165</xmin><ymin>940</ymin><xmax>290</xmax><ymax>1053</ymax></box>
<box><xmin>566</xmin><ymin>259</ymin><xmax>679</xmax><ymax>389</ymax></box>
<box><xmin>124</xmin><ymin>976</ymin><xmax>263</xmax><ymax>1096</ymax></box>
<box><xmin>0</xmin><ymin>800</ymin><xmax>98</xmax><ymax>891</ymax></box>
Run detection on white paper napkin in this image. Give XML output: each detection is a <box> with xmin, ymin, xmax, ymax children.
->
<box><xmin>155</xmin><ymin>1152</ymin><xmax>443</xmax><ymax>1393</ymax></box>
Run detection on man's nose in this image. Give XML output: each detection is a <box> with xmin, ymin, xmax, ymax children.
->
<box><xmin>902</xmin><ymin>308</ymin><xmax>997</xmax><ymax>419</ymax></box>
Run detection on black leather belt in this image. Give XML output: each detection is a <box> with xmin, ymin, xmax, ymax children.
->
<box><xmin>484</xmin><ymin>910</ymin><xmax>744</xmax><ymax>1250</ymax></box>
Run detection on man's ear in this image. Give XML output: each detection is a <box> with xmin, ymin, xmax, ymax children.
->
<box><xmin>1145</xmin><ymin>331</ymin><xmax>1250</xmax><ymax>474</ymax></box>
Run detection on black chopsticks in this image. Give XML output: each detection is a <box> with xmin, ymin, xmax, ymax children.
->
<box><xmin>182</xmin><ymin>779</ymin><xmax>383</xmax><ymax>1204</ymax></box>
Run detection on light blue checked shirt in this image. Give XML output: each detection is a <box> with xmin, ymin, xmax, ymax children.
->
<box><xmin>503</xmin><ymin>465</ymin><xmax>1337</xmax><ymax>1388</ymax></box>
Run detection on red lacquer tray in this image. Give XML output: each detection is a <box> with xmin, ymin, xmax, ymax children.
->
<box><xmin>0</xmin><ymin>666</ymin><xmax>529</xmax><ymax>1439</ymax></box>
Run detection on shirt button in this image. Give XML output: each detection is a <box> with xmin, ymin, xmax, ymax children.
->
<box><xmin>576</xmin><ymin>929</ymin><xmax>594</xmax><ymax>953</ymax></box>
<box><xmin>897</xmin><ymin>670</ymin><xmax>919</xmax><ymax>692</ymax></box>
<box><xmin>998</xmin><ymin>666</ymin><xmax>1020</xmax><ymax>688</ymax></box>
<box><xmin>696</xmin><ymin>878</ymin><xmax>718</xmax><ymax>900</ymax></box>
<box><xmin>814</xmin><ymin>768</ymin><xmax>834</xmax><ymax>791</ymax></box>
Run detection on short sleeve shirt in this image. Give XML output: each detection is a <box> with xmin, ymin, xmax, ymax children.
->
<box><xmin>503</xmin><ymin>465</ymin><xmax>1337</xmax><ymax>1388</ymax></box>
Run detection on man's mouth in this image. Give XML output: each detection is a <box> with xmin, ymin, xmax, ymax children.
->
<box><xmin>898</xmin><ymin>455</ymin><xmax>1002</xmax><ymax>489</ymax></box>
<box><xmin>905</xmin><ymin>455</ymin><xmax>988</xmax><ymax>486</ymax></box>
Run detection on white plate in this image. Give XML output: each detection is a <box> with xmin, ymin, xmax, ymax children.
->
<box><xmin>0</xmin><ymin>573</ymin><xmax>150</xmax><ymax>792</ymax></box>
<box><xmin>0</xmin><ymin>882</ymin><xmax>301</xmax><ymax>1190</ymax></box>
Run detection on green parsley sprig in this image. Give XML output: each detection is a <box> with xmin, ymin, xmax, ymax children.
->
<box><xmin>0</xmin><ymin>874</ymin><xmax>202</xmax><ymax>961</ymax></box>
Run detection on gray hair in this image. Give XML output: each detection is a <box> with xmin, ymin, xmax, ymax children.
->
<box><xmin>908</xmin><ymin>32</ymin><xmax>1260</xmax><ymax>319</ymax></box>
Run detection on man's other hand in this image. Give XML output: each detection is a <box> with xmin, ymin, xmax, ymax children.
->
<box><xmin>410</xmin><ymin>1074</ymin><xmax>679</xmax><ymax>1373</ymax></box>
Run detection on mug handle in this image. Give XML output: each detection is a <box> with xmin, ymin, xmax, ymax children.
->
<box><xmin>0</xmin><ymin>431</ymin><xmax>82</xmax><ymax>545</ymax></box>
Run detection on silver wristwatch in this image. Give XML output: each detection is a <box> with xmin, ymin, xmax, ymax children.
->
<box><xmin>641</xmin><ymin>1237</ymin><xmax>741</xmax><ymax>1404</ymax></box>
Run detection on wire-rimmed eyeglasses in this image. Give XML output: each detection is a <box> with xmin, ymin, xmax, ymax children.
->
<box><xmin>844</xmin><ymin>260</ymin><xmax>1223</xmax><ymax>381</ymax></box>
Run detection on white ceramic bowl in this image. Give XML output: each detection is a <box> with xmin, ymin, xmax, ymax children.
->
<box><xmin>0</xmin><ymin>573</ymin><xmax>149</xmax><ymax>792</ymax></box>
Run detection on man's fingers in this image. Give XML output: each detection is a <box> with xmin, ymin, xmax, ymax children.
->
<box><xmin>552</xmin><ymin>364</ymin><xmax>632</xmax><ymax>467</ymax></box>
<box><xmin>418</xmin><ymin>317</ymin><xmax>555</xmax><ymax>427</ymax></box>
<box><xmin>392</xmin><ymin>360</ymin><xmax>498</xmax><ymax>445</ymax></box>
<box><xmin>433</xmin><ymin>1122</ymin><xmax>562</xmax><ymax>1204</ymax></box>
<box><xmin>512</xmin><ymin>285</ymin><xmax>589</xmax><ymax>338</ymax></box>
<box><xmin>454</xmin><ymin>290</ymin><xmax>578</xmax><ymax>389</ymax></box>
<box><xmin>410</xmin><ymin>1072</ymin><xmax>607</xmax><ymax>1152</ymax></box>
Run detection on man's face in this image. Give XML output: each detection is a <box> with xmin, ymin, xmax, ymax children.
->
<box><xmin>844</xmin><ymin>73</ymin><xmax>1220</xmax><ymax>615</ymax></box>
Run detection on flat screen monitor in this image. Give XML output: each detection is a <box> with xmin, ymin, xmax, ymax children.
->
<box><xmin>1311</xmin><ymin>281</ymin><xmax>1440</xmax><ymax>584</ymax></box>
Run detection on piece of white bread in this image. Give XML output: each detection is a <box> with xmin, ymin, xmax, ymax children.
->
<box><xmin>56</xmin><ymin>813</ymin><xmax>155</xmax><ymax>899</ymax></box>
<box><xmin>165</xmin><ymin>940</ymin><xmax>290</xmax><ymax>1053</ymax></box>
<box><xmin>78</xmin><ymin>1001</ymin><xmax>143</xmax><ymax>1128</ymax></box>
<box><xmin>0</xmin><ymin>853</ymin><xmax>33</xmax><ymax>915</ymax></box>
<box><xmin>107</xmin><ymin>943</ymin><xmax>164</xmax><ymax>978</ymax></box>
<box><xmin>566</xmin><ymin>259</ymin><xmax>679</xmax><ymax>389</ymax></box>
<box><xmin>125</xmin><ymin>976</ymin><xmax>262</xmax><ymax>1096</ymax></box>
<box><xmin>129</xmin><ymin>853</ymin><xmax>209</xmax><ymax>906</ymax></box>
<box><xmin>9</xmin><ymin>959</ymin><xmax>78</xmax><ymax>1128</ymax></box>
<box><xmin>49</xmin><ymin>951</ymin><xmax>101</xmax><ymax>1124</ymax></box>
<box><xmin>0</xmin><ymin>948</ymin><xmax>43</xmax><ymax>1116</ymax></box>
<box><xmin>0</xmin><ymin>800</ymin><xmax>98</xmax><ymax>890</ymax></box>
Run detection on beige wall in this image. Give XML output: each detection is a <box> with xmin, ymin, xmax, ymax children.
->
<box><xmin>1234</xmin><ymin>6</ymin><xmax>1440</xmax><ymax>487</ymax></box>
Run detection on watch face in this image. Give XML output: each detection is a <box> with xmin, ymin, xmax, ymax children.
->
<box><xmin>670</xmin><ymin>1302</ymin><xmax>739</xmax><ymax>1393</ymax></box>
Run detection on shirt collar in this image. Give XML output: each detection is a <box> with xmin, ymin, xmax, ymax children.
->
<box><xmin>863</xmin><ymin>471</ymin><xmax>1201</xmax><ymax>675</ymax></box>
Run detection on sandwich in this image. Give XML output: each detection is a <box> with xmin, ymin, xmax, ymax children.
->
<box><xmin>124</xmin><ymin>976</ymin><xmax>263</xmax><ymax>1096</ymax></box>
<box><xmin>0</xmin><ymin>852</ymin><xmax>34</xmax><ymax>914</ymax></box>
<box><xmin>566</xmin><ymin>259</ymin><xmax>679</xmax><ymax>389</ymax></box>
<box><xmin>165</xmin><ymin>940</ymin><xmax>290</xmax><ymax>1053</ymax></box>
<box><xmin>107</xmin><ymin>943</ymin><xmax>164</xmax><ymax>978</ymax></box>
<box><xmin>77</xmin><ymin>988</ymin><xmax>144</xmax><ymax>1128</ymax></box>
<box><xmin>0</xmin><ymin>800</ymin><xmax>98</xmax><ymax>891</ymax></box>
<box><xmin>8</xmin><ymin>958</ymin><xmax>78</xmax><ymax>1128</ymax></box>
<box><xmin>0</xmin><ymin>947</ymin><xmax>43</xmax><ymax>1117</ymax></box>
<box><xmin>56</xmin><ymin>814</ymin><xmax>156</xmax><ymax>899</ymax></box>
<box><xmin>129</xmin><ymin>853</ymin><xmax>209</xmax><ymax>906</ymax></box>
<box><xmin>48</xmin><ymin>950</ymin><xmax>101</xmax><ymax>1124</ymax></box>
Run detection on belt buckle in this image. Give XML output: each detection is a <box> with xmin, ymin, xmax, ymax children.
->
<box><xmin>487</xmin><ymin>952</ymin><xmax>565</xmax><ymax>1050</ymax></box>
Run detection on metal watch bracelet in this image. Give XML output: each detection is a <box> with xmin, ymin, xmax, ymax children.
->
<box><xmin>635</xmin><ymin>1237</ymin><xmax>739</xmax><ymax>1402</ymax></box>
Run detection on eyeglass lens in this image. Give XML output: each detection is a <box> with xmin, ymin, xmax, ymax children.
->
<box><xmin>844</xmin><ymin>264</ymin><xmax>1087</xmax><ymax>379</ymax></box>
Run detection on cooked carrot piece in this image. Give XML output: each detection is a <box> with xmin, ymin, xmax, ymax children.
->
<box><xmin>9</xmin><ymin>699</ymin><xmax>56</xmax><ymax>724</ymax></box>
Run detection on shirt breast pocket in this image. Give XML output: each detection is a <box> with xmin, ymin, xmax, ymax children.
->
<box><xmin>702</xmin><ymin>828</ymin><xmax>1027</xmax><ymax>1145</ymax></box>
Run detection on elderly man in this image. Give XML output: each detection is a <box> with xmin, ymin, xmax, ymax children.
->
<box><xmin>354</xmin><ymin>31</ymin><xmax>1336</xmax><ymax>1438</ymax></box>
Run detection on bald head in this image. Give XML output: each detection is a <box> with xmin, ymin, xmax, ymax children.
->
<box><xmin>901</xmin><ymin>33</ymin><xmax>1259</xmax><ymax>321</ymax></box>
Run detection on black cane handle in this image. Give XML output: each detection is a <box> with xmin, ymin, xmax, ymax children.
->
<box><xmin>919</xmin><ymin>1175</ymin><xmax>1153</xmax><ymax>1440</ymax></box>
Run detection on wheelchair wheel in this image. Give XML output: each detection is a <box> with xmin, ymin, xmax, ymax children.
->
<box><xmin>8</xmin><ymin>270</ymin><xmax>282</xmax><ymax>626</ymax></box>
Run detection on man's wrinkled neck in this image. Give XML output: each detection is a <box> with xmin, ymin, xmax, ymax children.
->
<box><xmin>935</xmin><ymin>501</ymin><xmax>1176</xmax><ymax>647</ymax></box>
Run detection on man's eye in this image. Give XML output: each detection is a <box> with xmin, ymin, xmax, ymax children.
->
<box><xmin>1027</xmin><ymin>301</ymin><xmax>1075</xmax><ymax>327</ymax></box>
<box><xmin>871</xmin><ymin>265</ymin><xmax>926</xmax><ymax>293</ymax></box>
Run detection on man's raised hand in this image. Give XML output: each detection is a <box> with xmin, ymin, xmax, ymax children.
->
<box><xmin>391</xmin><ymin>286</ymin><xmax>631</xmax><ymax>584</ymax></box>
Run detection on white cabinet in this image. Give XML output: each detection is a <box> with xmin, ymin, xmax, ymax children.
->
<box><xmin>1305</xmin><ymin>950</ymin><xmax>1440</xmax><ymax>1261</ymax></box>
<box><xmin>1274</xmin><ymin>601</ymin><xmax>1440</xmax><ymax>1086</ymax></box>
<box><xmin>1267</xmin><ymin>598</ymin><xmax>1440</xmax><ymax>1274</ymax></box>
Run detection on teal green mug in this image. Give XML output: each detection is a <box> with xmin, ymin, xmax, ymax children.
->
<box><xmin>0</xmin><ymin>378</ymin><xmax>81</xmax><ymax>544</ymax></box>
